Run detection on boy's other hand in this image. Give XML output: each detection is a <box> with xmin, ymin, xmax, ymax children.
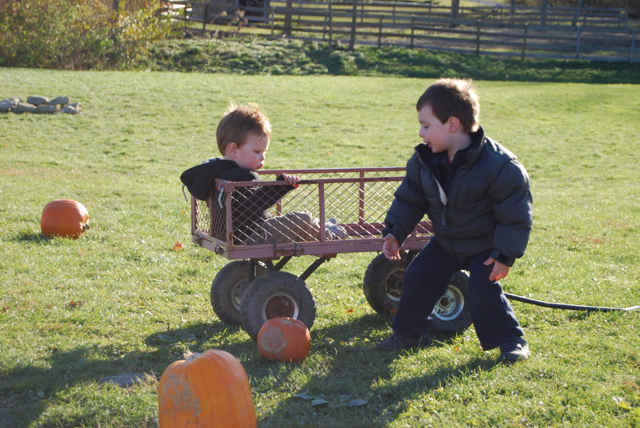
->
<box><xmin>281</xmin><ymin>173</ymin><xmax>300</xmax><ymax>186</ymax></box>
<box><xmin>382</xmin><ymin>234</ymin><xmax>401</xmax><ymax>261</ymax></box>
<box><xmin>484</xmin><ymin>258</ymin><xmax>510</xmax><ymax>282</ymax></box>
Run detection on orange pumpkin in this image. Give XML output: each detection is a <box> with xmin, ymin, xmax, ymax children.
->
<box><xmin>41</xmin><ymin>199</ymin><xmax>90</xmax><ymax>239</ymax></box>
<box><xmin>257</xmin><ymin>317</ymin><xmax>311</xmax><ymax>363</ymax></box>
<box><xmin>158</xmin><ymin>349</ymin><xmax>256</xmax><ymax>428</ymax></box>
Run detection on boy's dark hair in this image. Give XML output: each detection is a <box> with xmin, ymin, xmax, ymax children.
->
<box><xmin>216</xmin><ymin>103</ymin><xmax>271</xmax><ymax>155</ymax></box>
<box><xmin>416</xmin><ymin>78</ymin><xmax>480</xmax><ymax>134</ymax></box>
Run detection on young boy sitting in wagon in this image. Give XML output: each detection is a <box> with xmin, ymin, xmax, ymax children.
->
<box><xmin>180</xmin><ymin>103</ymin><xmax>345</xmax><ymax>244</ymax></box>
<box><xmin>378</xmin><ymin>79</ymin><xmax>533</xmax><ymax>363</ymax></box>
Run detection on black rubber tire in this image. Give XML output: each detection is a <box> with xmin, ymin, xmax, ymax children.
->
<box><xmin>363</xmin><ymin>252</ymin><xmax>408</xmax><ymax>315</ymax></box>
<box><xmin>431</xmin><ymin>271</ymin><xmax>472</xmax><ymax>334</ymax></box>
<box><xmin>210</xmin><ymin>260</ymin><xmax>267</xmax><ymax>326</ymax></box>
<box><xmin>240</xmin><ymin>271</ymin><xmax>316</xmax><ymax>341</ymax></box>
<box><xmin>363</xmin><ymin>253</ymin><xmax>472</xmax><ymax>334</ymax></box>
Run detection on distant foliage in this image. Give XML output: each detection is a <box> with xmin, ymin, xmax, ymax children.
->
<box><xmin>0</xmin><ymin>0</ymin><xmax>178</xmax><ymax>70</ymax></box>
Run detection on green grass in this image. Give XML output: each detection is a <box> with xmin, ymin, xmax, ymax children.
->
<box><xmin>1</xmin><ymin>68</ymin><xmax>639</xmax><ymax>427</ymax></box>
<box><xmin>145</xmin><ymin>37</ymin><xmax>640</xmax><ymax>83</ymax></box>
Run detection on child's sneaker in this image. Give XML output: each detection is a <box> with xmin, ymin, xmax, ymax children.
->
<box><xmin>325</xmin><ymin>217</ymin><xmax>347</xmax><ymax>240</ymax></box>
<box><xmin>500</xmin><ymin>337</ymin><xmax>530</xmax><ymax>362</ymax></box>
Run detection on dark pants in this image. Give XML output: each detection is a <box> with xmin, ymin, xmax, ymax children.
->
<box><xmin>392</xmin><ymin>238</ymin><xmax>524</xmax><ymax>351</ymax></box>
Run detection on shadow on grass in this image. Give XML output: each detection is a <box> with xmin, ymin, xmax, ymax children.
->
<box><xmin>250</xmin><ymin>313</ymin><xmax>501</xmax><ymax>427</ymax></box>
<box><xmin>0</xmin><ymin>320</ymin><xmax>256</xmax><ymax>426</ymax></box>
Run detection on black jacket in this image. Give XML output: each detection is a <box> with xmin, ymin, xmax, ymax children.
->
<box><xmin>180</xmin><ymin>158</ymin><xmax>294</xmax><ymax>242</ymax></box>
<box><xmin>383</xmin><ymin>127</ymin><xmax>532</xmax><ymax>266</ymax></box>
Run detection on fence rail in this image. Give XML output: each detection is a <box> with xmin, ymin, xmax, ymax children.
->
<box><xmin>161</xmin><ymin>0</ymin><xmax>639</xmax><ymax>62</ymax></box>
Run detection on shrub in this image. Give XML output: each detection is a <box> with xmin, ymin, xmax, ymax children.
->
<box><xmin>0</xmin><ymin>0</ymin><xmax>177</xmax><ymax>70</ymax></box>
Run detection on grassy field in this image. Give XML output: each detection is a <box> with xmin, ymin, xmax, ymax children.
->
<box><xmin>1</xmin><ymin>68</ymin><xmax>639</xmax><ymax>427</ymax></box>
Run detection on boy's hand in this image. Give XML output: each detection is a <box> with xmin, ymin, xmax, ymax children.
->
<box><xmin>484</xmin><ymin>258</ymin><xmax>510</xmax><ymax>282</ymax></box>
<box><xmin>281</xmin><ymin>173</ymin><xmax>300</xmax><ymax>186</ymax></box>
<box><xmin>382</xmin><ymin>234</ymin><xmax>401</xmax><ymax>261</ymax></box>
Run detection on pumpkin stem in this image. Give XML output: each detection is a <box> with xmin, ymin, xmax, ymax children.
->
<box><xmin>82</xmin><ymin>222</ymin><xmax>91</xmax><ymax>231</ymax></box>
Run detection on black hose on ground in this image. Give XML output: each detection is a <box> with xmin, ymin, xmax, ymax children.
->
<box><xmin>504</xmin><ymin>293</ymin><xmax>640</xmax><ymax>312</ymax></box>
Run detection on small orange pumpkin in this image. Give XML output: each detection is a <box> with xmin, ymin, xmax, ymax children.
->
<box><xmin>257</xmin><ymin>317</ymin><xmax>311</xmax><ymax>363</ymax></box>
<box><xmin>158</xmin><ymin>349</ymin><xmax>256</xmax><ymax>428</ymax></box>
<box><xmin>41</xmin><ymin>199</ymin><xmax>90</xmax><ymax>239</ymax></box>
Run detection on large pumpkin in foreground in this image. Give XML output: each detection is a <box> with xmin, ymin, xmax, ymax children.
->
<box><xmin>158</xmin><ymin>349</ymin><xmax>256</xmax><ymax>428</ymax></box>
<box><xmin>257</xmin><ymin>317</ymin><xmax>311</xmax><ymax>363</ymax></box>
<box><xmin>41</xmin><ymin>199</ymin><xmax>90</xmax><ymax>239</ymax></box>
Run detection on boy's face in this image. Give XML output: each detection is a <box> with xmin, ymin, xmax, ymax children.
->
<box><xmin>225</xmin><ymin>133</ymin><xmax>269</xmax><ymax>171</ymax></box>
<box><xmin>417</xmin><ymin>104</ymin><xmax>453</xmax><ymax>154</ymax></box>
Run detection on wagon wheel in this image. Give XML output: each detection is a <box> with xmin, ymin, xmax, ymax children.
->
<box><xmin>431</xmin><ymin>271</ymin><xmax>471</xmax><ymax>334</ymax></box>
<box><xmin>240</xmin><ymin>271</ymin><xmax>316</xmax><ymax>341</ymax></box>
<box><xmin>362</xmin><ymin>253</ymin><xmax>472</xmax><ymax>334</ymax></box>
<box><xmin>210</xmin><ymin>260</ymin><xmax>267</xmax><ymax>326</ymax></box>
<box><xmin>363</xmin><ymin>252</ymin><xmax>408</xmax><ymax>315</ymax></box>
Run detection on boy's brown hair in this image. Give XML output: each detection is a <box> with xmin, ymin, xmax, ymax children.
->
<box><xmin>416</xmin><ymin>78</ymin><xmax>480</xmax><ymax>134</ymax></box>
<box><xmin>216</xmin><ymin>103</ymin><xmax>272</xmax><ymax>155</ymax></box>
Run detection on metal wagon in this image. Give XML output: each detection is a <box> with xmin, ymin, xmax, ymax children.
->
<box><xmin>189</xmin><ymin>167</ymin><xmax>471</xmax><ymax>340</ymax></box>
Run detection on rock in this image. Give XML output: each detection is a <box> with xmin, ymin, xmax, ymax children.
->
<box><xmin>62</xmin><ymin>106</ymin><xmax>79</xmax><ymax>114</ymax></box>
<box><xmin>10</xmin><ymin>97</ymin><xmax>21</xmax><ymax>105</ymax></box>
<box><xmin>49</xmin><ymin>96</ymin><xmax>69</xmax><ymax>106</ymax></box>
<box><xmin>37</xmin><ymin>104</ymin><xmax>59</xmax><ymax>113</ymax></box>
<box><xmin>26</xmin><ymin>96</ymin><xmax>49</xmax><ymax>105</ymax></box>
<box><xmin>0</xmin><ymin>101</ymin><xmax>13</xmax><ymax>113</ymax></box>
<box><xmin>68</xmin><ymin>102</ymin><xmax>81</xmax><ymax>108</ymax></box>
<box><xmin>100</xmin><ymin>372</ymin><xmax>147</xmax><ymax>387</ymax></box>
<box><xmin>15</xmin><ymin>102</ymin><xmax>37</xmax><ymax>113</ymax></box>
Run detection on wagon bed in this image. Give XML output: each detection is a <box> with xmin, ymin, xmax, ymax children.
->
<box><xmin>190</xmin><ymin>167</ymin><xmax>433</xmax><ymax>259</ymax></box>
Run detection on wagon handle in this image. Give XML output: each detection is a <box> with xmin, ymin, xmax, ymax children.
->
<box><xmin>217</xmin><ymin>187</ymin><xmax>225</xmax><ymax>209</ymax></box>
<box><xmin>182</xmin><ymin>184</ymin><xmax>189</xmax><ymax>202</ymax></box>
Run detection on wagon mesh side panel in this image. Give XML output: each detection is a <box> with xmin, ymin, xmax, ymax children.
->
<box><xmin>225</xmin><ymin>170</ymin><xmax>407</xmax><ymax>245</ymax></box>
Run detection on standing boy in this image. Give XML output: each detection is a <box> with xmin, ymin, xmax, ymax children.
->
<box><xmin>378</xmin><ymin>79</ymin><xmax>533</xmax><ymax>362</ymax></box>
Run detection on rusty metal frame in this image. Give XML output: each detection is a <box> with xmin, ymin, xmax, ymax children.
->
<box><xmin>191</xmin><ymin>167</ymin><xmax>432</xmax><ymax>260</ymax></box>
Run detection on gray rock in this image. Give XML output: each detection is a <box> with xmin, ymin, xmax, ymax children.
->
<box><xmin>26</xmin><ymin>96</ymin><xmax>49</xmax><ymax>105</ymax></box>
<box><xmin>15</xmin><ymin>102</ymin><xmax>37</xmax><ymax>113</ymax></box>
<box><xmin>49</xmin><ymin>96</ymin><xmax>70</xmax><ymax>106</ymax></box>
<box><xmin>37</xmin><ymin>104</ymin><xmax>59</xmax><ymax>113</ymax></box>
<box><xmin>10</xmin><ymin>97</ymin><xmax>21</xmax><ymax>104</ymax></box>
<box><xmin>62</xmin><ymin>106</ymin><xmax>79</xmax><ymax>114</ymax></box>
<box><xmin>0</xmin><ymin>101</ymin><xmax>13</xmax><ymax>113</ymax></box>
<box><xmin>68</xmin><ymin>102</ymin><xmax>81</xmax><ymax>108</ymax></box>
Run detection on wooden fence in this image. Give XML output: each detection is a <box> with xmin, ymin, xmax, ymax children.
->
<box><xmin>161</xmin><ymin>0</ymin><xmax>639</xmax><ymax>62</ymax></box>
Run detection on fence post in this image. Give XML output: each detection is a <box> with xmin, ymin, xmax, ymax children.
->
<box><xmin>378</xmin><ymin>14</ymin><xmax>384</xmax><ymax>48</ymax></box>
<box><xmin>410</xmin><ymin>15</ymin><xmax>416</xmax><ymax>49</ymax></box>
<box><xmin>509</xmin><ymin>0</ymin><xmax>515</xmax><ymax>25</ymax></box>
<box><xmin>624</xmin><ymin>7</ymin><xmax>629</xmax><ymax>29</ymax></box>
<box><xmin>329</xmin><ymin>5</ymin><xmax>333</xmax><ymax>49</ymax></box>
<box><xmin>361</xmin><ymin>2</ymin><xmax>364</xmax><ymax>24</ymax></box>
<box><xmin>575</xmin><ymin>25</ymin><xmax>581</xmax><ymax>59</ymax></box>
<box><xmin>349</xmin><ymin>0</ymin><xmax>357</xmax><ymax>51</ymax></box>
<box><xmin>540</xmin><ymin>0</ymin><xmax>547</xmax><ymax>25</ymax></box>
<box><xmin>428</xmin><ymin>2</ymin><xmax>432</xmax><ymax>25</ymax></box>
<box><xmin>284</xmin><ymin>0</ymin><xmax>293</xmax><ymax>36</ymax></box>
<box><xmin>270</xmin><ymin>6</ymin><xmax>275</xmax><ymax>38</ymax></box>
<box><xmin>476</xmin><ymin>19</ymin><xmax>481</xmax><ymax>54</ymax></box>
<box><xmin>521</xmin><ymin>23</ymin><xmax>528</xmax><ymax>60</ymax></box>
<box><xmin>630</xmin><ymin>28</ymin><xmax>636</xmax><ymax>63</ymax></box>
<box><xmin>393</xmin><ymin>3</ymin><xmax>396</xmax><ymax>25</ymax></box>
<box><xmin>202</xmin><ymin>3</ymin><xmax>209</xmax><ymax>35</ymax></box>
<box><xmin>572</xmin><ymin>0</ymin><xmax>583</xmax><ymax>27</ymax></box>
<box><xmin>322</xmin><ymin>9</ymin><xmax>329</xmax><ymax>41</ymax></box>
